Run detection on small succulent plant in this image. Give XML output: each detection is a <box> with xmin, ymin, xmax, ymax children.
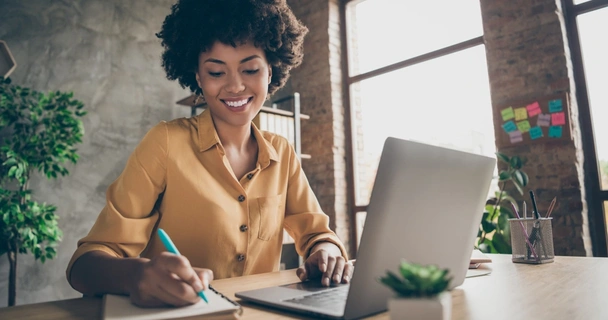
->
<box><xmin>379</xmin><ymin>260</ymin><xmax>452</xmax><ymax>298</ymax></box>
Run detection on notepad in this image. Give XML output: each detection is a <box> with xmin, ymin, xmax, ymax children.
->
<box><xmin>103</xmin><ymin>286</ymin><xmax>242</xmax><ymax>320</ymax></box>
<box><xmin>469</xmin><ymin>249</ymin><xmax>492</xmax><ymax>269</ymax></box>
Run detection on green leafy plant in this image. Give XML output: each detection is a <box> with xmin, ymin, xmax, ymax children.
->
<box><xmin>476</xmin><ymin>152</ymin><xmax>528</xmax><ymax>254</ymax></box>
<box><xmin>378</xmin><ymin>260</ymin><xmax>451</xmax><ymax>298</ymax></box>
<box><xmin>0</xmin><ymin>77</ymin><xmax>86</xmax><ymax>306</ymax></box>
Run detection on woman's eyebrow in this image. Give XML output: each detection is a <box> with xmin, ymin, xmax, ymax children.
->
<box><xmin>203</xmin><ymin>55</ymin><xmax>262</xmax><ymax>65</ymax></box>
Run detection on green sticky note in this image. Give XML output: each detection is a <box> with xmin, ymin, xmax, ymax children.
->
<box><xmin>501</xmin><ymin>107</ymin><xmax>515</xmax><ymax>121</ymax></box>
<box><xmin>529</xmin><ymin>126</ymin><xmax>543</xmax><ymax>140</ymax></box>
<box><xmin>516</xmin><ymin>120</ymin><xmax>531</xmax><ymax>133</ymax></box>
<box><xmin>502</xmin><ymin>120</ymin><xmax>517</xmax><ymax>133</ymax></box>
<box><xmin>549</xmin><ymin>126</ymin><xmax>563</xmax><ymax>138</ymax></box>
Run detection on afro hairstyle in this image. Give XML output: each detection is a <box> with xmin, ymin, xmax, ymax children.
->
<box><xmin>156</xmin><ymin>0</ymin><xmax>309</xmax><ymax>96</ymax></box>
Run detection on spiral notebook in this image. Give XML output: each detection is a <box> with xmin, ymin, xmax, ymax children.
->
<box><xmin>103</xmin><ymin>286</ymin><xmax>242</xmax><ymax>320</ymax></box>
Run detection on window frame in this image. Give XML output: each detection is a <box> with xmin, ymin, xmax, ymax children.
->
<box><xmin>563</xmin><ymin>0</ymin><xmax>608</xmax><ymax>257</ymax></box>
<box><xmin>339</xmin><ymin>0</ymin><xmax>486</xmax><ymax>254</ymax></box>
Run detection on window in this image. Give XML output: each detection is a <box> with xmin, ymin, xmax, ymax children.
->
<box><xmin>344</xmin><ymin>0</ymin><xmax>495</xmax><ymax>251</ymax></box>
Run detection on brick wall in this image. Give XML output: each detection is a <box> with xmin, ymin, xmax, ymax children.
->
<box><xmin>481</xmin><ymin>0</ymin><xmax>592</xmax><ymax>255</ymax></box>
<box><xmin>287</xmin><ymin>0</ymin><xmax>352</xmax><ymax>255</ymax></box>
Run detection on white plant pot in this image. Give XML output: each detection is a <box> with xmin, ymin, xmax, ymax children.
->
<box><xmin>388</xmin><ymin>291</ymin><xmax>452</xmax><ymax>320</ymax></box>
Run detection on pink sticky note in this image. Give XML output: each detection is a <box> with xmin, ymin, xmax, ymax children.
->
<box><xmin>552</xmin><ymin>112</ymin><xmax>566</xmax><ymax>126</ymax></box>
<box><xmin>526</xmin><ymin>102</ymin><xmax>541</xmax><ymax>117</ymax></box>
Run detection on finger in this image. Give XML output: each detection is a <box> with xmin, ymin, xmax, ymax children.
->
<box><xmin>317</xmin><ymin>250</ymin><xmax>329</xmax><ymax>273</ymax></box>
<box><xmin>154</xmin><ymin>278</ymin><xmax>199</xmax><ymax>307</ymax></box>
<box><xmin>332</xmin><ymin>257</ymin><xmax>346</xmax><ymax>284</ymax></box>
<box><xmin>193</xmin><ymin>268</ymin><xmax>214</xmax><ymax>290</ymax></box>
<box><xmin>296</xmin><ymin>267</ymin><xmax>308</xmax><ymax>281</ymax></box>
<box><xmin>158</xmin><ymin>254</ymin><xmax>204</xmax><ymax>294</ymax></box>
<box><xmin>323</xmin><ymin>256</ymin><xmax>337</xmax><ymax>287</ymax></box>
<box><xmin>342</xmin><ymin>262</ymin><xmax>355</xmax><ymax>283</ymax></box>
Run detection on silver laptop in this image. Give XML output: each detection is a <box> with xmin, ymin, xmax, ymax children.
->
<box><xmin>236</xmin><ymin>137</ymin><xmax>496</xmax><ymax>319</ymax></box>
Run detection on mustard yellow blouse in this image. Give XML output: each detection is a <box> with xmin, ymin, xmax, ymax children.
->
<box><xmin>66</xmin><ymin>110</ymin><xmax>347</xmax><ymax>284</ymax></box>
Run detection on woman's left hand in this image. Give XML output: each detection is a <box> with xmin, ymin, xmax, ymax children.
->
<box><xmin>296</xmin><ymin>242</ymin><xmax>354</xmax><ymax>287</ymax></box>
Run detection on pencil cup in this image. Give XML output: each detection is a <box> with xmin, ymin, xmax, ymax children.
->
<box><xmin>509</xmin><ymin>218</ymin><xmax>554</xmax><ymax>264</ymax></box>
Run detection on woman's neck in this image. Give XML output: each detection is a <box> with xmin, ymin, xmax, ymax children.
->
<box><xmin>213</xmin><ymin>118</ymin><xmax>254</xmax><ymax>153</ymax></box>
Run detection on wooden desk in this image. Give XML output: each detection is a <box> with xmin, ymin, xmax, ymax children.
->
<box><xmin>1</xmin><ymin>254</ymin><xmax>607</xmax><ymax>319</ymax></box>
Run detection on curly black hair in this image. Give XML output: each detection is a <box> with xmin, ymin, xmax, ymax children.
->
<box><xmin>156</xmin><ymin>0</ymin><xmax>308</xmax><ymax>96</ymax></box>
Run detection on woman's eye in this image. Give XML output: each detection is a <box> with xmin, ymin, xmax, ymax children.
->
<box><xmin>208</xmin><ymin>72</ymin><xmax>223</xmax><ymax>77</ymax></box>
<box><xmin>244</xmin><ymin>69</ymin><xmax>259</xmax><ymax>75</ymax></box>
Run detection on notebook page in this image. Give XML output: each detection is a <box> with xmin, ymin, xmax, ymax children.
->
<box><xmin>103</xmin><ymin>288</ymin><xmax>240</xmax><ymax>320</ymax></box>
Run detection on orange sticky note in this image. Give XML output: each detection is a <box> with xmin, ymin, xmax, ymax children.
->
<box><xmin>552</xmin><ymin>112</ymin><xmax>566</xmax><ymax>126</ymax></box>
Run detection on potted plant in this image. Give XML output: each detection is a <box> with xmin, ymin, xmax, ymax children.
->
<box><xmin>379</xmin><ymin>260</ymin><xmax>452</xmax><ymax>320</ymax></box>
<box><xmin>0</xmin><ymin>77</ymin><xmax>86</xmax><ymax>306</ymax></box>
<box><xmin>476</xmin><ymin>152</ymin><xmax>529</xmax><ymax>254</ymax></box>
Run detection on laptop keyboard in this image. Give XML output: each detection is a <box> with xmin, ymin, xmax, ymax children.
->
<box><xmin>283</xmin><ymin>286</ymin><xmax>348</xmax><ymax>310</ymax></box>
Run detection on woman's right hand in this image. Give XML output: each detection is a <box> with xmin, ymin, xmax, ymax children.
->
<box><xmin>128</xmin><ymin>252</ymin><xmax>214</xmax><ymax>307</ymax></box>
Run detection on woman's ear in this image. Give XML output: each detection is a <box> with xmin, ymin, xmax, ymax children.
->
<box><xmin>268</xmin><ymin>67</ymin><xmax>272</xmax><ymax>83</ymax></box>
<box><xmin>195</xmin><ymin>72</ymin><xmax>202</xmax><ymax>89</ymax></box>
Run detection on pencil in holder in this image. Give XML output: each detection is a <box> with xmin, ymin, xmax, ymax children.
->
<box><xmin>509</xmin><ymin>218</ymin><xmax>554</xmax><ymax>264</ymax></box>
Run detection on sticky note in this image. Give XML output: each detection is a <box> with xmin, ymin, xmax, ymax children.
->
<box><xmin>537</xmin><ymin>114</ymin><xmax>551</xmax><ymax>127</ymax></box>
<box><xmin>502</xmin><ymin>120</ymin><xmax>517</xmax><ymax>133</ymax></box>
<box><xmin>501</xmin><ymin>107</ymin><xmax>515</xmax><ymax>121</ymax></box>
<box><xmin>509</xmin><ymin>130</ymin><xmax>523</xmax><ymax>143</ymax></box>
<box><xmin>517</xmin><ymin>120</ymin><xmax>531</xmax><ymax>133</ymax></box>
<box><xmin>529</xmin><ymin>126</ymin><xmax>543</xmax><ymax>140</ymax></box>
<box><xmin>552</xmin><ymin>112</ymin><xmax>566</xmax><ymax>125</ymax></box>
<box><xmin>549</xmin><ymin>99</ymin><xmax>563</xmax><ymax>113</ymax></box>
<box><xmin>526</xmin><ymin>102</ymin><xmax>542</xmax><ymax>117</ymax></box>
<box><xmin>515</xmin><ymin>107</ymin><xmax>528</xmax><ymax>121</ymax></box>
<box><xmin>549</xmin><ymin>126</ymin><xmax>563</xmax><ymax>138</ymax></box>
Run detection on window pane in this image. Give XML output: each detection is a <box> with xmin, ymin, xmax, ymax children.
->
<box><xmin>346</xmin><ymin>0</ymin><xmax>483</xmax><ymax>76</ymax></box>
<box><xmin>350</xmin><ymin>45</ymin><xmax>495</xmax><ymax>205</ymax></box>
<box><xmin>578</xmin><ymin>8</ymin><xmax>608</xmax><ymax>189</ymax></box>
<box><xmin>574</xmin><ymin>0</ymin><xmax>591</xmax><ymax>4</ymax></box>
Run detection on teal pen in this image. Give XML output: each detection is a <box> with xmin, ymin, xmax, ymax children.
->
<box><xmin>157</xmin><ymin>228</ymin><xmax>209</xmax><ymax>304</ymax></box>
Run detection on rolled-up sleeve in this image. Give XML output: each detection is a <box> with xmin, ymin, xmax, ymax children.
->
<box><xmin>282</xmin><ymin>146</ymin><xmax>348</xmax><ymax>260</ymax></box>
<box><xmin>66</xmin><ymin>122</ymin><xmax>168</xmax><ymax>284</ymax></box>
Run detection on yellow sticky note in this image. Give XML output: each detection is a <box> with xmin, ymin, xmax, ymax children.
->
<box><xmin>501</xmin><ymin>107</ymin><xmax>515</xmax><ymax>121</ymax></box>
<box><xmin>517</xmin><ymin>120</ymin><xmax>531</xmax><ymax>133</ymax></box>
<box><xmin>514</xmin><ymin>107</ymin><xmax>528</xmax><ymax>121</ymax></box>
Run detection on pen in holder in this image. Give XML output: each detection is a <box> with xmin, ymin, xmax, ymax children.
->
<box><xmin>509</xmin><ymin>217</ymin><xmax>554</xmax><ymax>264</ymax></box>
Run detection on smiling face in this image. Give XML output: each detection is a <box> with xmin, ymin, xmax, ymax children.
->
<box><xmin>195</xmin><ymin>41</ymin><xmax>272</xmax><ymax>128</ymax></box>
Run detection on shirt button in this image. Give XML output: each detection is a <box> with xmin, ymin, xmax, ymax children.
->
<box><xmin>237</xmin><ymin>254</ymin><xmax>245</xmax><ymax>261</ymax></box>
<box><xmin>246</xmin><ymin>173</ymin><xmax>254</xmax><ymax>180</ymax></box>
<box><xmin>238</xmin><ymin>195</ymin><xmax>246</xmax><ymax>202</ymax></box>
<box><xmin>239</xmin><ymin>225</ymin><xmax>248</xmax><ymax>232</ymax></box>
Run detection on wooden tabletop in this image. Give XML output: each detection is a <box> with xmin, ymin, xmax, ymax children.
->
<box><xmin>1</xmin><ymin>254</ymin><xmax>607</xmax><ymax>319</ymax></box>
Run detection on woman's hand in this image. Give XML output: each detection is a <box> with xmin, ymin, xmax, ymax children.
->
<box><xmin>128</xmin><ymin>252</ymin><xmax>214</xmax><ymax>307</ymax></box>
<box><xmin>296</xmin><ymin>242</ymin><xmax>354</xmax><ymax>287</ymax></box>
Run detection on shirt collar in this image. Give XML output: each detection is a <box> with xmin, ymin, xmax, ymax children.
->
<box><xmin>196</xmin><ymin>110</ymin><xmax>280</xmax><ymax>165</ymax></box>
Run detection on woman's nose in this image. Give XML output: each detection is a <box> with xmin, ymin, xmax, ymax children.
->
<box><xmin>225</xmin><ymin>74</ymin><xmax>245</xmax><ymax>93</ymax></box>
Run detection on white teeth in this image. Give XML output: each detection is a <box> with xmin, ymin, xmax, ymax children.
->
<box><xmin>225</xmin><ymin>99</ymin><xmax>249</xmax><ymax>107</ymax></box>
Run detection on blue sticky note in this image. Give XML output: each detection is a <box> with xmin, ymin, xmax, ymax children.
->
<box><xmin>549</xmin><ymin>125</ymin><xmax>563</xmax><ymax>138</ymax></box>
<box><xmin>502</xmin><ymin>120</ymin><xmax>517</xmax><ymax>133</ymax></box>
<box><xmin>529</xmin><ymin>126</ymin><xmax>543</xmax><ymax>140</ymax></box>
<box><xmin>549</xmin><ymin>99</ymin><xmax>563</xmax><ymax>113</ymax></box>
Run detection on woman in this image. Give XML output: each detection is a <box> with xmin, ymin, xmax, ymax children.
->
<box><xmin>66</xmin><ymin>0</ymin><xmax>353</xmax><ymax>308</ymax></box>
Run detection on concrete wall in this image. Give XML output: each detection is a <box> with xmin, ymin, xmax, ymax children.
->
<box><xmin>0</xmin><ymin>0</ymin><xmax>190</xmax><ymax>306</ymax></box>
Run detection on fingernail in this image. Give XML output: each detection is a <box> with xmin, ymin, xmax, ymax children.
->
<box><xmin>344</xmin><ymin>275</ymin><xmax>350</xmax><ymax>283</ymax></box>
<box><xmin>193</xmin><ymin>282</ymin><xmax>203</xmax><ymax>292</ymax></box>
<box><xmin>334</xmin><ymin>275</ymin><xmax>340</xmax><ymax>282</ymax></box>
